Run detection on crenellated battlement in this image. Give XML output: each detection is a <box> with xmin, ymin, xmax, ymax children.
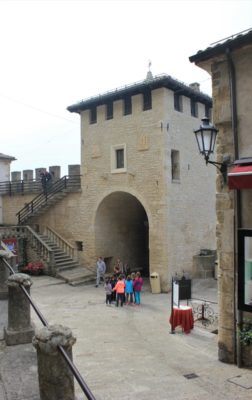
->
<box><xmin>11</xmin><ymin>164</ymin><xmax>80</xmax><ymax>182</ymax></box>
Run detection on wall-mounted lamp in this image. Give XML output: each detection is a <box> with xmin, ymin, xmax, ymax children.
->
<box><xmin>194</xmin><ymin>117</ymin><xmax>229</xmax><ymax>182</ymax></box>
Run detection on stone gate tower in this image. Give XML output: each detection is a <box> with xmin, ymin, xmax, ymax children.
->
<box><xmin>68</xmin><ymin>73</ymin><xmax>216</xmax><ymax>290</ymax></box>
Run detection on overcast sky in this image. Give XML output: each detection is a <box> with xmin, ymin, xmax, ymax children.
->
<box><xmin>0</xmin><ymin>0</ymin><xmax>251</xmax><ymax>177</ymax></box>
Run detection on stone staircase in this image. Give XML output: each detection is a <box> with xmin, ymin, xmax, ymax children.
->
<box><xmin>17</xmin><ymin>175</ymin><xmax>81</xmax><ymax>225</ymax></box>
<box><xmin>37</xmin><ymin>233</ymin><xmax>95</xmax><ymax>286</ymax></box>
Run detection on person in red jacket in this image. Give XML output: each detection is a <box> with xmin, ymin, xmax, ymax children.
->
<box><xmin>113</xmin><ymin>275</ymin><xmax>125</xmax><ymax>307</ymax></box>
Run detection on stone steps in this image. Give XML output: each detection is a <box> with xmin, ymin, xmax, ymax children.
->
<box><xmin>37</xmin><ymin>233</ymin><xmax>95</xmax><ymax>285</ymax></box>
<box><xmin>56</xmin><ymin>267</ymin><xmax>95</xmax><ymax>286</ymax></box>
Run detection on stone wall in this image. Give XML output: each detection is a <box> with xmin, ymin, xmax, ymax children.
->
<box><xmin>2</xmin><ymin>194</ymin><xmax>35</xmax><ymax>225</ymax></box>
<box><xmin>196</xmin><ymin>42</ymin><xmax>252</xmax><ymax>363</ymax></box>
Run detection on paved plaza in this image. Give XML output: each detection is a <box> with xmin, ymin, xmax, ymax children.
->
<box><xmin>0</xmin><ymin>276</ymin><xmax>252</xmax><ymax>400</ymax></box>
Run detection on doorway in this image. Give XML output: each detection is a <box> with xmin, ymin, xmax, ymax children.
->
<box><xmin>95</xmin><ymin>191</ymin><xmax>149</xmax><ymax>276</ymax></box>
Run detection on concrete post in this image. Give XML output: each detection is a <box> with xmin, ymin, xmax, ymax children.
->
<box><xmin>11</xmin><ymin>171</ymin><xmax>22</xmax><ymax>193</ymax></box>
<box><xmin>0</xmin><ymin>257</ymin><xmax>9</xmax><ymax>300</ymax></box>
<box><xmin>33</xmin><ymin>324</ymin><xmax>76</xmax><ymax>400</ymax></box>
<box><xmin>23</xmin><ymin>169</ymin><xmax>36</xmax><ymax>192</ymax></box>
<box><xmin>11</xmin><ymin>171</ymin><xmax>21</xmax><ymax>181</ymax></box>
<box><xmin>4</xmin><ymin>273</ymin><xmax>35</xmax><ymax>345</ymax></box>
<box><xmin>23</xmin><ymin>170</ymin><xmax>33</xmax><ymax>181</ymax></box>
<box><xmin>35</xmin><ymin>168</ymin><xmax>46</xmax><ymax>181</ymax></box>
<box><xmin>48</xmin><ymin>251</ymin><xmax>56</xmax><ymax>277</ymax></box>
<box><xmin>49</xmin><ymin>166</ymin><xmax>61</xmax><ymax>181</ymax></box>
<box><xmin>68</xmin><ymin>164</ymin><xmax>80</xmax><ymax>176</ymax></box>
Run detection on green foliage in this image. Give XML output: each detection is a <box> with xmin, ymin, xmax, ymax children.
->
<box><xmin>239</xmin><ymin>320</ymin><xmax>252</xmax><ymax>346</ymax></box>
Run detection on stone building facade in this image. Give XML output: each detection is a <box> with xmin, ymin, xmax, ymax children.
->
<box><xmin>190</xmin><ymin>29</ymin><xmax>252</xmax><ymax>366</ymax></box>
<box><xmin>66</xmin><ymin>73</ymin><xmax>216</xmax><ymax>289</ymax></box>
<box><xmin>0</xmin><ymin>153</ymin><xmax>16</xmax><ymax>224</ymax></box>
<box><xmin>1</xmin><ymin>74</ymin><xmax>216</xmax><ymax>290</ymax></box>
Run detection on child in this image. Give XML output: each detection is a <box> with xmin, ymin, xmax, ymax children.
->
<box><xmin>110</xmin><ymin>274</ymin><xmax>117</xmax><ymax>302</ymax></box>
<box><xmin>131</xmin><ymin>272</ymin><xmax>136</xmax><ymax>303</ymax></box>
<box><xmin>104</xmin><ymin>277</ymin><xmax>112</xmax><ymax>306</ymax></box>
<box><xmin>125</xmin><ymin>275</ymin><xmax>134</xmax><ymax>305</ymax></box>
<box><xmin>133</xmin><ymin>271</ymin><xmax>143</xmax><ymax>305</ymax></box>
<box><xmin>113</xmin><ymin>275</ymin><xmax>125</xmax><ymax>307</ymax></box>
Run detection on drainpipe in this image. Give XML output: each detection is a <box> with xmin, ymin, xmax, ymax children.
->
<box><xmin>226</xmin><ymin>48</ymin><xmax>242</xmax><ymax>368</ymax></box>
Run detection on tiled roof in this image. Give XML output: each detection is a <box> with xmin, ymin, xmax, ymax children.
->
<box><xmin>189</xmin><ymin>28</ymin><xmax>252</xmax><ymax>63</ymax></box>
<box><xmin>67</xmin><ymin>73</ymin><xmax>212</xmax><ymax>113</ymax></box>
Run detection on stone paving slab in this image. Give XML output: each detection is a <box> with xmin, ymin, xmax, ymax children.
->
<box><xmin>0</xmin><ymin>343</ymin><xmax>39</xmax><ymax>400</ymax></box>
<box><xmin>0</xmin><ymin>276</ymin><xmax>251</xmax><ymax>400</ymax></box>
<box><xmin>228</xmin><ymin>373</ymin><xmax>252</xmax><ymax>389</ymax></box>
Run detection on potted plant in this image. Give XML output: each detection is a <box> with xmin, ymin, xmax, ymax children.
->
<box><xmin>239</xmin><ymin>319</ymin><xmax>252</xmax><ymax>346</ymax></box>
<box><xmin>239</xmin><ymin>319</ymin><xmax>252</xmax><ymax>368</ymax></box>
<box><xmin>21</xmin><ymin>261</ymin><xmax>45</xmax><ymax>276</ymax></box>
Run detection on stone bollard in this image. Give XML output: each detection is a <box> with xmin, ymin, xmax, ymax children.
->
<box><xmin>33</xmin><ymin>325</ymin><xmax>76</xmax><ymax>400</ymax></box>
<box><xmin>4</xmin><ymin>273</ymin><xmax>35</xmax><ymax>345</ymax></box>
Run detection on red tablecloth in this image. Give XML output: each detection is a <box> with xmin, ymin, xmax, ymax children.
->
<box><xmin>169</xmin><ymin>306</ymin><xmax>194</xmax><ymax>333</ymax></box>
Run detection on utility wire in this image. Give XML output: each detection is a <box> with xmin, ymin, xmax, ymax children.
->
<box><xmin>0</xmin><ymin>92</ymin><xmax>78</xmax><ymax>124</ymax></box>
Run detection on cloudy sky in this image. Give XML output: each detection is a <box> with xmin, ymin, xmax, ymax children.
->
<box><xmin>0</xmin><ymin>0</ymin><xmax>251</xmax><ymax>177</ymax></box>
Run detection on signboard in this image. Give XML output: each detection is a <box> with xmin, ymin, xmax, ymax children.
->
<box><xmin>2</xmin><ymin>238</ymin><xmax>18</xmax><ymax>263</ymax></box>
<box><xmin>173</xmin><ymin>280</ymin><xmax>179</xmax><ymax>306</ymax></box>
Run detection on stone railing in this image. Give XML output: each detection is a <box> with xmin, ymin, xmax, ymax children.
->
<box><xmin>44</xmin><ymin>226</ymin><xmax>76</xmax><ymax>260</ymax></box>
<box><xmin>0</xmin><ymin>225</ymin><xmax>27</xmax><ymax>239</ymax></box>
<box><xmin>0</xmin><ymin>225</ymin><xmax>56</xmax><ymax>276</ymax></box>
<box><xmin>25</xmin><ymin>226</ymin><xmax>56</xmax><ymax>275</ymax></box>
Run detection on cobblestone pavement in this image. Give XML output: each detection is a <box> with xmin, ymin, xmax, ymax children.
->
<box><xmin>0</xmin><ymin>276</ymin><xmax>251</xmax><ymax>400</ymax></box>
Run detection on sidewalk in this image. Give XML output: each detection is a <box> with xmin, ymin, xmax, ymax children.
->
<box><xmin>0</xmin><ymin>276</ymin><xmax>251</xmax><ymax>400</ymax></box>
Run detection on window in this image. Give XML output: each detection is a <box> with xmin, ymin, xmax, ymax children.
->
<box><xmin>174</xmin><ymin>93</ymin><xmax>183</xmax><ymax>112</ymax></box>
<box><xmin>190</xmin><ymin>99</ymin><xmax>198</xmax><ymax>117</ymax></box>
<box><xmin>116</xmin><ymin>149</ymin><xmax>124</xmax><ymax>169</ymax></box>
<box><xmin>106</xmin><ymin>102</ymin><xmax>113</xmax><ymax>120</ymax></box>
<box><xmin>171</xmin><ymin>150</ymin><xmax>180</xmax><ymax>181</ymax></box>
<box><xmin>111</xmin><ymin>144</ymin><xmax>127</xmax><ymax>173</ymax></box>
<box><xmin>76</xmin><ymin>241</ymin><xmax>83</xmax><ymax>251</ymax></box>
<box><xmin>89</xmin><ymin>107</ymin><xmax>97</xmax><ymax>124</ymax></box>
<box><xmin>143</xmin><ymin>89</ymin><xmax>152</xmax><ymax>111</ymax></box>
<box><xmin>124</xmin><ymin>96</ymin><xmax>132</xmax><ymax>115</ymax></box>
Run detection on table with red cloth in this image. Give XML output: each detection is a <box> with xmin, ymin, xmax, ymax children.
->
<box><xmin>169</xmin><ymin>305</ymin><xmax>194</xmax><ymax>333</ymax></box>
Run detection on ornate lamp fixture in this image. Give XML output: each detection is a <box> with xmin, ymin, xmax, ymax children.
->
<box><xmin>194</xmin><ymin>117</ymin><xmax>228</xmax><ymax>182</ymax></box>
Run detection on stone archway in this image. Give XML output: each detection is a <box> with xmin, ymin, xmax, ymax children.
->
<box><xmin>95</xmin><ymin>191</ymin><xmax>149</xmax><ymax>276</ymax></box>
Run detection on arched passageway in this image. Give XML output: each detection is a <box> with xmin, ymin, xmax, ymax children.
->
<box><xmin>95</xmin><ymin>192</ymin><xmax>149</xmax><ymax>276</ymax></box>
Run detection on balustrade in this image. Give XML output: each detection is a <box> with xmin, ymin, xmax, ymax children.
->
<box><xmin>44</xmin><ymin>226</ymin><xmax>76</xmax><ymax>260</ymax></box>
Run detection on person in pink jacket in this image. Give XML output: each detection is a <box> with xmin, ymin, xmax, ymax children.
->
<box><xmin>133</xmin><ymin>272</ymin><xmax>143</xmax><ymax>305</ymax></box>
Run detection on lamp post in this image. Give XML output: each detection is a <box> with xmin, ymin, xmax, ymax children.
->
<box><xmin>194</xmin><ymin>117</ymin><xmax>229</xmax><ymax>182</ymax></box>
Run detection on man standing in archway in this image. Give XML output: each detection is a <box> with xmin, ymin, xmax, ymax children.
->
<box><xmin>95</xmin><ymin>257</ymin><xmax>106</xmax><ymax>287</ymax></box>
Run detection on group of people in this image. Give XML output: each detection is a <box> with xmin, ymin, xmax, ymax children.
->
<box><xmin>95</xmin><ymin>256</ymin><xmax>124</xmax><ymax>287</ymax></box>
<box><xmin>95</xmin><ymin>256</ymin><xmax>144</xmax><ymax>307</ymax></box>
<box><xmin>104</xmin><ymin>271</ymin><xmax>144</xmax><ymax>307</ymax></box>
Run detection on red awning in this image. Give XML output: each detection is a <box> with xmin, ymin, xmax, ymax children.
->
<box><xmin>228</xmin><ymin>165</ymin><xmax>252</xmax><ymax>189</ymax></box>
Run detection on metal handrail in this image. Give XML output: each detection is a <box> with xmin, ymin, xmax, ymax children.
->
<box><xmin>0</xmin><ymin>179</ymin><xmax>42</xmax><ymax>196</ymax></box>
<box><xmin>16</xmin><ymin>175</ymin><xmax>81</xmax><ymax>224</ymax></box>
<box><xmin>1</xmin><ymin>257</ymin><xmax>96</xmax><ymax>400</ymax></box>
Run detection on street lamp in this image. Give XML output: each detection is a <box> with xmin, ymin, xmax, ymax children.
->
<box><xmin>194</xmin><ymin>117</ymin><xmax>229</xmax><ymax>182</ymax></box>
